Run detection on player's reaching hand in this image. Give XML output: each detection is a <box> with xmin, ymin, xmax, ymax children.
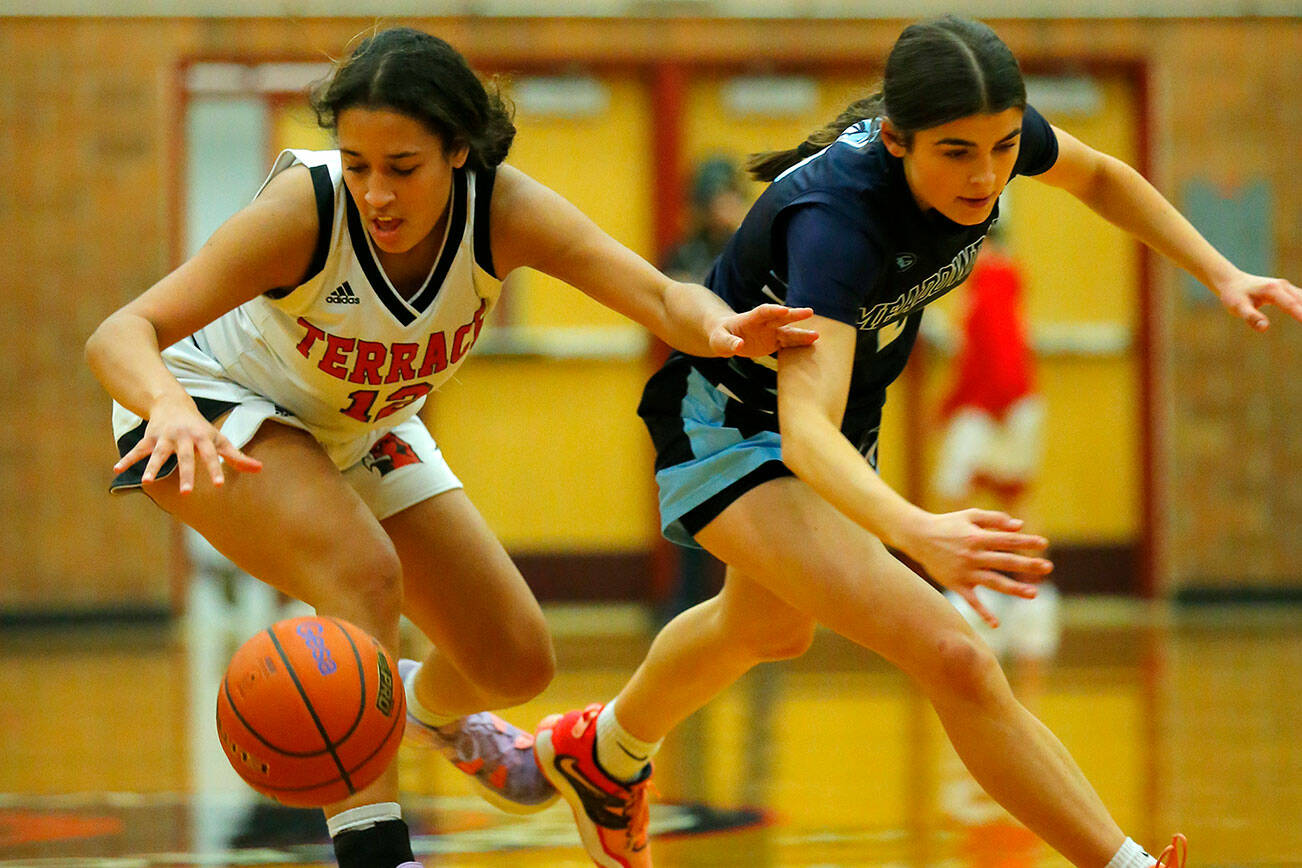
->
<box><xmin>710</xmin><ymin>303</ymin><xmax>818</xmax><ymax>358</ymax></box>
<box><xmin>1213</xmin><ymin>270</ymin><xmax>1302</xmax><ymax>332</ymax></box>
<box><xmin>112</xmin><ymin>395</ymin><xmax>262</xmax><ymax>494</ymax></box>
<box><xmin>901</xmin><ymin>508</ymin><xmax>1054</xmax><ymax>629</ymax></box>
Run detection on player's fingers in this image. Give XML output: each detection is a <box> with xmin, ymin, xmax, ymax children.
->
<box><xmin>977</xmin><ymin>550</ymin><xmax>1053</xmax><ymax>577</ymax></box>
<box><xmin>113</xmin><ymin>438</ymin><xmax>156</xmax><ymax>474</ymax></box>
<box><xmin>195</xmin><ymin>438</ymin><xmax>226</xmax><ymax>488</ymax></box>
<box><xmin>713</xmin><ymin>330</ymin><xmax>745</xmax><ymax>355</ymax></box>
<box><xmin>745</xmin><ymin>303</ymin><xmax>795</xmax><ymax>322</ymax></box>
<box><xmin>957</xmin><ymin>587</ymin><xmax>1000</xmax><ymax>629</ymax></box>
<box><xmin>980</xmin><ymin>530</ymin><xmax>1050</xmax><ymax>554</ymax></box>
<box><xmin>966</xmin><ymin>509</ymin><xmax>1023</xmax><ymax>530</ymax></box>
<box><xmin>1266</xmin><ymin>281</ymin><xmax>1302</xmax><ymax>322</ymax></box>
<box><xmin>977</xmin><ymin>569</ymin><xmax>1043</xmax><ymax>599</ymax></box>
<box><xmin>173</xmin><ymin>434</ymin><xmax>199</xmax><ymax>494</ymax></box>
<box><xmin>139</xmin><ymin>440</ymin><xmax>175</xmax><ymax>485</ymax></box>
<box><xmin>216</xmin><ymin>437</ymin><xmax>263</xmax><ymax>473</ymax></box>
<box><xmin>1231</xmin><ymin>296</ymin><xmax>1270</xmax><ymax>331</ymax></box>
<box><xmin>776</xmin><ymin>325</ymin><xmax>820</xmax><ymax>347</ymax></box>
<box><xmin>767</xmin><ymin>305</ymin><xmax>814</xmax><ymax>323</ymax></box>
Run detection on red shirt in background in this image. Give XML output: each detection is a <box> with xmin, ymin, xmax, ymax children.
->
<box><xmin>941</xmin><ymin>247</ymin><xmax>1036</xmax><ymax>420</ymax></box>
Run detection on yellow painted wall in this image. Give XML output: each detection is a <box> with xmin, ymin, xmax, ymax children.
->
<box><xmin>271</xmin><ymin>99</ymin><xmax>333</xmax><ymax>153</ymax></box>
<box><xmin>501</xmin><ymin>76</ymin><xmax>656</xmax><ymax>330</ymax></box>
<box><xmin>443</xmin><ymin>75</ymin><xmax>659</xmax><ymax>552</ymax></box>
<box><xmin>682</xmin><ymin>72</ymin><xmax>872</xmax><ymax>194</ymax></box>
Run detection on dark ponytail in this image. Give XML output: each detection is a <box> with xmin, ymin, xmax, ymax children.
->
<box><xmin>310</xmin><ymin>27</ymin><xmax>516</xmax><ymax>171</ymax></box>
<box><xmin>748</xmin><ymin>16</ymin><xmax>1026</xmax><ymax>182</ymax></box>
<box><xmin>748</xmin><ymin>94</ymin><xmax>884</xmax><ymax>182</ymax></box>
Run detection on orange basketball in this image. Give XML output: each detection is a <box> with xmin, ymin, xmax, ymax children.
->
<box><xmin>215</xmin><ymin>616</ymin><xmax>406</xmax><ymax>807</ymax></box>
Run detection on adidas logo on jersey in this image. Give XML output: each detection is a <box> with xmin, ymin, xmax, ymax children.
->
<box><xmin>325</xmin><ymin>281</ymin><xmax>360</xmax><ymax>305</ymax></box>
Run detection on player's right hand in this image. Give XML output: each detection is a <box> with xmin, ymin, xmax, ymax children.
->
<box><xmin>113</xmin><ymin>396</ymin><xmax>262</xmax><ymax>494</ymax></box>
<box><xmin>710</xmin><ymin>303</ymin><xmax>819</xmax><ymax>357</ymax></box>
<box><xmin>904</xmin><ymin>508</ymin><xmax>1053</xmax><ymax>628</ymax></box>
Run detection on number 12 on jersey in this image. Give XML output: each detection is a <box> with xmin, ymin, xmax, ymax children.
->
<box><xmin>341</xmin><ymin>383</ymin><xmax>433</xmax><ymax>423</ymax></box>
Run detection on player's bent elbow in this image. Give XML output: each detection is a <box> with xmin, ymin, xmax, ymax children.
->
<box><xmin>84</xmin><ymin>320</ymin><xmax>111</xmax><ymax>368</ymax></box>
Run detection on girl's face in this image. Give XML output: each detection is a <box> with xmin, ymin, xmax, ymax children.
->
<box><xmin>336</xmin><ymin>106</ymin><xmax>469</xmax><ymax>257</ymax></box>
<box><xmin>883</xmin><ymin>107</ymin><xmax>1024</xmax><ymax>226</ymax></box>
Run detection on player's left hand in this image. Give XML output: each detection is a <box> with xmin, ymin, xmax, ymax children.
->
<box><xmin>711</xmin><ymin>304</ymin><xmax>818</xmax><ymax>357</ymax></box>
<box><xmin>1215</xmin><ymin>271</ymin><xmax>1302</xmax><ymax>332</ymax></box>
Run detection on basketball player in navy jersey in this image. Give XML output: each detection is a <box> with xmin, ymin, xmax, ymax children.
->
<box><xmin>85</xmin><ymin>28</ymin><xmax>815</xmax><ymax>868</ymax></box>
<box><xmin>534</xmin><ymin>15</ymin><xmax>1302</xmax><ymax>868</ymax></box>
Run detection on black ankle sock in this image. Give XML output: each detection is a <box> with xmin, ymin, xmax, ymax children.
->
<box><xmin>331</xmin><ymin>818</ymin><xmax>414</xmax><ymax>868</ymax></box>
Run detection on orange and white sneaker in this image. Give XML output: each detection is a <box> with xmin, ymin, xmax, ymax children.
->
<box><xmin>1155</xmin><ymin>834</ymin><xmax>1188</xmax><ymax>868</ymax></box>
<box><xmin>534</xmin><ymin>704</ymin><xmax>653</xmax><ymax>868</ymax></box>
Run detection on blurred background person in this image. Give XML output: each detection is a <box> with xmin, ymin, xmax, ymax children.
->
<box><xmin>931</xmin><ymin>221</ymin><xmax>1061</xmax><ymax>664</ymax></box>
<box><xmin>663</xmin><ymin>154</ymin><xmax>750</xmax><ymax>287</ymax></box>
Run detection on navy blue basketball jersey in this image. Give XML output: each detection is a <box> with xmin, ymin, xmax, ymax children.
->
<box><xmin>694</xmin><ymin>104</ymin><xmax>1058</xmax><ymax>422</ymax></box>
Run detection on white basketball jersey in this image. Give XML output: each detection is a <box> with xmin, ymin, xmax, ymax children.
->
<box><xmin>190</xmin><ymin>149</ymin><xmax>501</xmax><ymax>461</ymax></box>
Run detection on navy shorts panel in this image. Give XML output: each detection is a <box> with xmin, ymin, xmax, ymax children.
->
<box><xmin>677</xmin><ymin>459</ymin><xmax>794</xmax><ymax>538</ymax></box>
<box><xmin>639</xmin><ymin>356</ymin><xmax>790</xmax><ymax>547</ymax></box>
<box><xmin>639</xmin><ymin>353</ymin><xmax>883</xmax><ymax>548</ymax></box>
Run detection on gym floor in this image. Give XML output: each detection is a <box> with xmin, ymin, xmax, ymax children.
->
<box><xmin>2</xmin><ymin>597</ymin><xmax>1299</xmax><ymax>867</ymax></box>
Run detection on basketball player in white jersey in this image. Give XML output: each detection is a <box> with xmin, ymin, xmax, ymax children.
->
<box><xmin>85</xmin><ymin>27</ymin><xmax>816</xmax><ymax>868</ymax></box>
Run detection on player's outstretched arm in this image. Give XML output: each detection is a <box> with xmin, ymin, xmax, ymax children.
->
<box><xmin>1208</xmin><ymin>271</ymin><xmax>1302</xmax><ymax>332</ymax></box>
<box><xmin>777</xmin><ymin>318</ymin><xmax>1052</xmax><ymax>627</ymax></box>
<box><xmin>487</xmin><ymin>165</ymin><xmax>817</xmax><ymax>357</ymax></box>
<box><xmin>1035</xmin><ymin>126</ymin><xmax>1302</xmax><ymax>331</ymax></box>
<box><xmin>85</xmin><ymin>166</ymin><xmax>318</xmax><ymax>490</ymax></box>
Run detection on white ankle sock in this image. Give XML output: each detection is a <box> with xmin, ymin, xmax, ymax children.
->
<box><xmin>402</xmin><ymin>661</ymin><xmax>460</xmax><ymax>729</ymax></box>
<box><xmin>594</xmin><ymin>701</ymin><xmax>660</xmax><ymax>783</ymax></box>
<box><xmin>327</xmin><ymin>802</ymin><xmax>402</xmax><ymax>837</ymax></box>
<box><xmin>1107</xmin><ymin>837</ymin><xmax>1156</xmax><ymax>868</ymax></box>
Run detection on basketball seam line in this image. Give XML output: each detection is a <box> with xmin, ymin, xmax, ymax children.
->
<box><xmin>266</xmin><ymin>626</ymin><xmax>355</xmax><ymax>794</ymax></box>
<box><xmin>326</xmin><ymin>616</ymin><xmax>369</xmax><ymax>743</ymax></box>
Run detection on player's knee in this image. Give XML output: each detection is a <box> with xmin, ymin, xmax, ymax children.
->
<box><xmin>497</xmin><ymin>650</ymin><xmax>555</xmax><ymax>705</ymax></box>
<box><xmin>730</xmin><ymin>610</ymin><xmax>818</xmax><ymax>662</ymax></box>
<box><xmin>328</xmin><ymin>544</ymin><xmax>405</xmax><ymax>628</ymax></box>
<box><xmin>766</xmin><ymin>623</ymin><xmax>818</xmax><ymax>661</ymax></box>
<box><xmin>464</xmin><ymin>618</ymin><xmax>555</xmax><ymax>705</ymax></box>
<box><xmin>932</xmin><ymin>631</ymin><xmax>1007</xmax><ymax>707</ymax></box>
<box><xmin>496</xmin><ymin>636</ymin><xmax>556</xmax><ymax>704</ymax></box>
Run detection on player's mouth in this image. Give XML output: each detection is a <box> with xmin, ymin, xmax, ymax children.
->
<box><xmin>371</xmin><ymin>216</ymin><xmax>404</xmax><ymax>243</ymax></box>
<box><xmin>958</xmin><ymin>194</ymin><xmax>994</xmax><ymax>209</ymax></box>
